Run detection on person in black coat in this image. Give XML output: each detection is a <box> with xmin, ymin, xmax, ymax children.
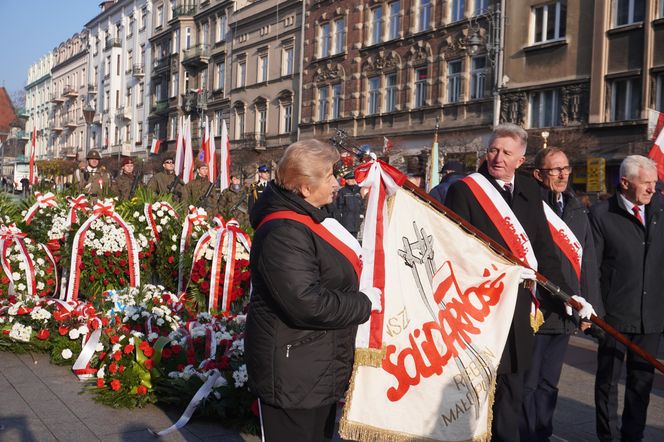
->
<box><xmin>446</xmin><ymin>123</ymin><xmax>574</xmax><ymax>442</ymax></box>
<box><xmin>589</xmin><ymin>155</ymin><xmax>664</xmax><ymax>442</ymax></box>
<box><xmin>335</xmin><ymin>172</ymin><xmax>365</xmax><ymax>238</ymax></box>
<box><xmin>429</xmin><ymin>160</ymin><xmax>465</xmax><ymax>204</ymax></box>
<box><xmin>521</xmin><ymin>148</ymin><xmax>600</xmax><ymax>441</ymax></box>
<box><xmin>246</xmin><ymin>139</ymin><xmax>380</xmax><ymax>442</ymax></box>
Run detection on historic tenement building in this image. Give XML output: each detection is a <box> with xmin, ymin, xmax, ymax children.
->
<box><xmin>25</xmin><ymin>54</ymin><xmax>55</xmax><ymax>159</ymax></box>
<box><xmin>48</xmin><ymin>31</ymin><xmax>90</xmax><ymax>160</ymax></box>
<box><xmin>300</xmin><ymin>0</ymin><xmax>499</xmax><ymax>170</ymax></box>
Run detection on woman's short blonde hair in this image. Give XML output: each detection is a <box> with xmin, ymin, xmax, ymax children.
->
<box><xmin>276</xmin><ymin>139</ymin><xmax>340</xmax><ymax>193</ymax></box>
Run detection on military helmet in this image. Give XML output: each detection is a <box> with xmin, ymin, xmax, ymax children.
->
<box><xmin>87</xmin><ymin>149</ymin><xmax>102</xmax><ymax>160</ymax></box>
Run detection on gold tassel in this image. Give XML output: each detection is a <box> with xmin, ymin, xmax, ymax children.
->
<box><xmin>354</xmin><ymin>347</ymin><xmax>386</xmax><ymax>367</ymax></box>
<box><xmin>530</xmin><ymin>308</ymin><xmax>544</xmax><ymax>333</ymax></box>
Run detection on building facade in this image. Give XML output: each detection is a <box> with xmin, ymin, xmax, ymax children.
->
<box><xmin>86</xmin><ymin>0</ymin><xmax>153</xmax><ymax>160</ymax></box>
<box><xmin>25</xmin><ymin>53</ymin><xmax>55</xmax><ymax>159</ymax></box>
<box><xmin>48</xmin><ymin>31</ymin><xmax>89</xmax><ymax>160</ymax></box>
<box><xmin>300</xmin><ymin>0</ymin><xmax>498</xmax><ymax>171</ymax></box>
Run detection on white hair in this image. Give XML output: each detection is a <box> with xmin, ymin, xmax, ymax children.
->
<box><xmin>489</xmin><ymin>123</ymin><xmax>528</xmax><ymax>153</ymax></box>
<box><xmin>619</xmin><ymin>155</ymin><xmax>657</xmax><ymax>180</ymax></box>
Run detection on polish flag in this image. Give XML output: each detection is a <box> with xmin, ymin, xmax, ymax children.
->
<box><xmin>150</xmin><ymin>138</ymin><xmax>161</xmax><ymax>155</ymax></box>
<box><xmin>174</xmin><ymin>116</ymin><xmax>184</xmax><ymax>176</ymax></box>
<box><xmin>649</xmin><ymin>124</ymin><xmax>664</xmax><ymax>182</ymax></box>
<box><xmin>182</xmin><ymin>116</ymin><xmax>194</xmax><ymax>184</ymax></box>
<box><xmin>383</xmin><ymin>136</ymin><xmax>394</xmax><ymax>155</ymax></box>
<box><xmin>29</xmin><ymin>127</ymin><xmax>38</xmax><ymax>185</ymax></box>
<box><xmin>219</xmin><ymin>119</ymin><xmax>230</xmax><ymax>191</ymax></box>
<box><xmin>207</xmin><ymin>118</ymin><xmax>217</xmax><ymax>184</ymax></box>
<box><xmin>647</xmin><ymin>109</ymin><xmax>664</xmax><ymax>141</ymax></box>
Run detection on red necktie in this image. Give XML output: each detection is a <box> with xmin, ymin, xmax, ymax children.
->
<box><xmin>632</xmin><ymin>206</ymin><xmax>643</xmax><ymax>225</ymax></box>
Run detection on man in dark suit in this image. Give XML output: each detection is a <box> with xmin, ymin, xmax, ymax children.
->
<box><xmin>589</xmin><ymin>155</ymin><xmax>664</xmax><ymax>442</ymax></box>
<box><xmin>446</xmin><ymin>123</ymin><xmax>575</xmax><ymax>442</ymax></box>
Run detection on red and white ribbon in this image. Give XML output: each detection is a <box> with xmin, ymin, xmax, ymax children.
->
<box><xmin>66</xmin><ymin>195</ymin><xmax>90</xmax><ymax>226</ymax></box>
<box><xmin>66</xmin><ymin>200</ymin><xmax>141</xmax><ymax>301</ymax></box>
<box><xmin>354</xmin><ymin>160</ymin><xmax>406</xmax><ymax>349</ymax></box>
<box><xmin>39</xmin><ymin>243</ymin><xmax>59</xmax><ymax>298</ymax></box>
<box><xmin>0</xmin><ymin>225</ymin><xmax>37</xmax><ymax>298</ymax></box>
<box><xmin>208</xmin><ymin>220</ymin><xmax>251</xmax><ymax>313</ymax></box>
<box><xmin>177</xmin><ymin>207</ymin><xmax>210</xmax><ymax>295</ymax></box>
<box><xmin>542</xmin><ymin>202</ymin><xmax>583</xmax><ymax>281</ymax></box>
<box><xmin>23</xmin><ymin>192</ymin><xmax>58</xmax><ymax>225</ymax></box>
<box><xmin>72</xmin><ymin>327</ymin><xmax>102</xmax><ymax>380</ymax></box>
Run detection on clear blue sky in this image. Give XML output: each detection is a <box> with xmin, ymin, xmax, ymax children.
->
<box><xmin>0</xmin><ymin>0</ymin><xmax>101</xmax><ymax>101</ymax></box>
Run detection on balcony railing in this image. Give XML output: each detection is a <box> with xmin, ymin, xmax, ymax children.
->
<box><xmin>64</xmin><ymin>118</ymin><xmax>78</xmax><ymax>129</ymax></box>
<box><xmin>63</xmin><ymin>85</ymin><xmax>78</xmax><ymax>97</ymax></box>
<box><xmin>132</xmin><ymin>64</ymin><xmax>144</xmax><ymax>77</ymax></box>
<box><xmin>87</xmin><ymin>84</ymin><xmax>98</xmax><ymax>94</ymax></box>
<box><xmin>49</xmin><ymin>122</ymin><xmax>63</xmax><ymax>132</ymax></box>
<box><xmin>152</xmin><ymin>100</ymin><xmax>169</xmax><ymax>114</ymax></box>
<box><xmin>182</xmin><ymin>44</ymin><xmax>210</xmax><ymax>66</ymax></box>
<box><xmin>116</xmin><ymin>107</ymin><xmax>132</xmax><ymax>120</ymax></box>
<box><xmin>153</xmin><ymin>57</ymin><xmax>170</xmax><ymax>73</ymax></box>
<box><xmin>105</xmin><ymin>37</ymin><xmax>122</xmax><ymax>50</ymax></box>
<box><xmin>50</xmin><ymin>93</ymin><xmax>64</xmax><ymax>104</ymax></box>
<box><xmin>172</xmin><ymin>5</ymin><xmax>197</xmax><ymax>18</ymax></box>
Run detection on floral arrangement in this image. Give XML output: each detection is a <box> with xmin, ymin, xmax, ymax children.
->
<box><xmin>137</xmin><ymin>202</ymin><xmax>181</xmax><ymax>293</ymax></box>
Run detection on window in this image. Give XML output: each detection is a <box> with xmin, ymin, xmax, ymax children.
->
<box><xmin>185</xmin><ymin>27</ymin><xmax>192</xmax><ymax>49</ymax></box>
<box><xmin>372</xmin><ymin>6</ymin><xmax>383</xmax><ymax>45</ymax></box>
<box><xmin>368</xmin><ymin>77</ymin><xmax>381</xmax><ymax>114</ymax></box>
<box><xmin>657</xmin><ymin>74</ymin><xmax>664</xmax><ymax>112</ymax></box>
<box><xmin>419</xmin><ymin>0</ymin><xmax>432</xmax><ymax>32</ymax></box>
<box><xmin>170</xmin><ymin>116</ymin><xmax>177</xmax><ymax>139</ymax></box>
<box><xmin>332</xmin><ymin>84</ymin><xmax>342</xmax><ymax>119</ymax></box>
<box><xmin>216</xmin><ymin>62</ymin><xmax>225</xmax><ymax>90</ymax></box>
<box><xmin>138</xmin><ymin>82</ymin><xmax>144</xmax><ymax>105</ymax></box>
<box><xmin>530</xmin><ymin>89</ymin><xmax>561</xmax><ymax>127</ymax></box>
<box><xmin>184</xmin><ymin>71</ymin><xmax>190</xmax><ymax>91</ymax></box>
<box><xmin>660</xmin><ymin>0</ymin><xmax>664</xmax><ymax>18</ymax></box>
<box><xmin>320</xmin><ymin>23</ymin><xmax>331</xmax><ymax>57</ymax></box>
<box><xmin>141</xmin><ymin>7</ymin><xmax>147</xmax><ymax>30</ymax></box>
<box><xmin>415</xmin><ymin>67</ymin><xmax>427</xmax><ymax>108</ymax></box>
<box><xmin>474</xmin><ymin>0</ymin><xmax>489</xmax><ymax>15</ymax></box>
<box><xmin>283</xmin><ymin>104</ymin><xmax>293</xmax><ymax>133</ymax></box>
<box><xmin>171</xmin><ymin>73</ymin><xmax>179</xmax><ymax>97</ymax></box>
<box><xmin>236</xmin><ymin>111</ymin><xmax>245</xmax><ymax>138</ymax></box>
<box><xmin>334</xmin><ymin>18</ymin><xmax>346</xmax><ymax>54</ymax></box>
<box><xmin>217</xmin><ymin>15</ymin><xmax>227</xmax><ymax>42</ymax></box>
<box><xmin>532</xmin><ymin>1</ymin><xmax>566</xmax><ymax>43</ymax></box>
<box><xmin>156</xmin><ymin>5</ymin><xmax>163</xmax><ymax>28</ymax></box>
<box><xmin>116</xmin><ymin>54</ymin><xmax>121</xmax><ymax>76</ymax></box>
<box><xmin>258</xmin><ymin>54</ymin><xmax>268</xmax><ymax>83</ymax></box>
<box><xmin>614</xmin><ymin>0</ymin><xmax>645</xmax><ymax>27</ymax></box>
<box><xmin>451</xmin><ymin>0</ymin><xmax>465</xmax><ymax>22</ymax></box>
<box><xmin>237</xmin><ymin>61</ymin><xmax>246</xmax><ymax>88</ymax></box>
<box><xmin>172</xmin><ymin>29</ymin><xmax>180</xmax><ymax>54</ymax></box>
<box><xmin>138</xmin><ymin>122</ymin><xmax>143</xmax><ymax>142</ymax></box>
<box><xmin>610</xmin><ymin>78</ymin><xmax>641</xmax><ymax>121</ymax></box>
<box><xmin>386</xmin><ymin>74</ymin><xmax>397</xmax><ymax>112</ymax></box>
<box><xmin>389</xmin><ymin>2</ymin><xmax>401</xmax><ymax>40</ymax></box>
<box><xmin>258</xmin><ymin>109</ymin><xmax>267</xmax><ymax>135</ymax></box>
<box><xmin>128</xmin><ymin>15</ymin><xmax>134</xmax><ymax>37</ymax></box>
<box><xmin>215</xmin><ymin>111</ymin><xmax>223</xmax><ymax>136</ymax></box>
<box><xmin>282</xmin><ymin>46</ymin><xmax>294</xmax><ymax>76</ymax></box>
<box><xmin>447</xmin><ymin>60</ymin><xmax>462</xmax><ymax>103</ymax></box>
<box><xmin>470</xmin><ymin>56</ymin><xmax>488</xmax><ymax>99</ymax></box>
<box><xmin>318</xmin><ymin>86</ymin><xmax>329</xmax><ymax>121</ymax></box>
<box><xmin>202</xmin><ymin>23</ymin><xmax>209</xmax><ymax>46</ymax></box>
<box><xmin>126</xmin><ymin>86</ymin><xmax>132</xmax><ymax>108</ymax></box>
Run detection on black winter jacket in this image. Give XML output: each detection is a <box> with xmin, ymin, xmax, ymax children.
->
<box><xmin>537</xmin><ymin>189</ymin><xmax>601</xmax><ymax>334</ymax></box>
<box><xmin>246</xmin><ymin>182</ymin><xmax>372</xmax><ymax>409</ymax></box>
<box><xmin>589</xmin><ymin>192</ymin><xmax>664</xmax><ymax>334</ymax></box>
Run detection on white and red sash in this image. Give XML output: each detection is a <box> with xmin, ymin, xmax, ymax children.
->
<box><xmin>462</xmin><ymin>173</ymin><xmax>543</xmax><ymax>329</ymax></box>
<box><xmin>542</xmin><ymin>202</ymin><xmax>583</xmax><ymax>281</ymax></box>
<box><xmin>257</xmin><ymin>210</ymin><xmax>362</xmax><ymax>279</ymax></box>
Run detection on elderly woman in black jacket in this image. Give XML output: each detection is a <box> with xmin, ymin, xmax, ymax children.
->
<box><xmin>246</xmin><ymin>139</ymin><xmax>380</xmax><ymax>441</ymax></box>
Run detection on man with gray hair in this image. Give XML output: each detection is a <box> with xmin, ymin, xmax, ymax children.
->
<box><xmin>589</xmin><ymin>155</ymin><xmax>664</xmax><ymax>442</ymax></box>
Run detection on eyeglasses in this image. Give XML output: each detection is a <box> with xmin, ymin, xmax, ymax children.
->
<box><xmin>163</xmin><ymin>161</ymin><xmax>174</xmax><ymax>164</ymax></box>
<box><xmin>540</xmin><ymin>166</ymin><xmax>572</xmax><ymax>176</ymax></box>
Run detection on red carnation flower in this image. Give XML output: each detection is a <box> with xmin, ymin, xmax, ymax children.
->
<box><xmin>136</xmin><ymin>385</ymin><xmax>148</xmax><ymax>395</ymax></box>
<box><xmin>103</xmin><ymin>279</ymin><xmax>109</xmax><ymax>286</ymax></box>
<box><xmin>113</xmin><ymin>351</ymin><xmax>122</xmax><ymax>361</ymax></box>
<box><xmin>119</xmin><ymin>278</ymin><xmax>126</xmax><ymax>285</ymax></box>
<box><xmin>200</xmin><ymin>281</ymin><xmax>210</xmax><ymax>291</ymax></box>
<box><xmin>108</xmin><ymin>362</ymin><xmax>117</xmax><ymax>374</ymax></box>
<box><xmin>113</xmin><ymin>268</ymin><xmax>121</xmax><ymax>275</ymax></box>
<box><xmin>119</xmin><ymin>365</ymin><xmax>126</xmax><ymax>373</ymax></box>
<box><xmin>97</xmin><ymin>378</ymin><xmax>105</xmax><ymax>388</ymax></box>
<box><xmin>167</xmin><ymin>256</ymin><xmax>175</xmax><ymax>264</ymax></box>
<box><xmin>110</xmin><ymin>379</ymin><xmax>121</xmax><ymax>391</ymax></box>
<box><xmin>58</xmin><ymin>326</ymin><xmax>69</xmax><ymax>336</ymax></box>
<box><xmin>123</xmin><ymin>344</ymin><xmax>134</xmax><ymax>354</ymax></box>
<box><xmin>114</xmin><ymin>251</ymin><xmax>122</xmax><ymax>258</ymax></box>
<box><xmin>93</xmin><ymin>258</ymin><xmax>101</xmax><ymax>266</ymax></box>
<box><xmin>1</xmin><ymin>276</ymin><xmax>9</xmax><ymax>284</ymax></box>
<box><xmin>104</xmin><ymin>251</ymin><xmax>111</xmax><ymax>257</ymax></box>
<box><xmin>89</xmin><ymin>275</ymin><xmax>95</xmax><ymax>282</ymax></box>
<box><xmin>144</xmin><ymin>359</ymin><xmax>154</xmax><ymax>370</ymax></box>
<box><xmin>109</xmin><ymin>335</ymin><xmax>119</xmax><ymax>344</ymax></box>
<box><xmin>143</xmin><ymin>347</ymin><xmax>154</xmax><ymax>358</ymax></box>
<box><xmin>119</xmin><ymin>259</ymin><xmax>127</xmax><ymax>267</ymax></box>
<box><xmin>35</xmin><ymin>329</ymin><xmax>50</xmax><ymax>340</ymax></box>
<box><xmin>46</xmin><ymin>278</ymin><xmax>55</xmax><ymax>286</ymax></box>
<box><xmin>90</xmin><ymin>249</ymin><xmax>97</xmax><ymax>256</ymax></box>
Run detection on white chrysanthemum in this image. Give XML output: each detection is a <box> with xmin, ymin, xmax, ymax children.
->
<box><xmin>68</xmin><ymin>329</ymin><xmax>80</xmax><ymax>340</ymax></box>
<box><xmin>232</xmin><ymin>364</ymin><xmax>248</xmax><ymax>388</ymax></box>
<box><xmin>96</xmin><ymin>342</ymin><xmax>105</xmax><ymax>352</ymax></box>
<box><xmin>61</xmin><ymin>348</ymin><xmax>73</xmax><ymax>359</ymax></box>
<box><xmin>138</xmin><ymin>216</ymin><xmax>146</xmax><ymax>222</ymax></box>
<box><xmin>12</xmin><ymin>272</ymin><xmax>21</xmax><ymax>281</ymax></box>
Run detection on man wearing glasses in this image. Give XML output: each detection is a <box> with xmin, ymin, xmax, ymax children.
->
<box><xmin>147</xmin><ymin>156</ymin><xmax>183</xmax><ymax>200</ymax></box>
<box><xmin>522</xmin><ymin>148</ymin><xmax>600</xmax><ymax>441</ymax></box>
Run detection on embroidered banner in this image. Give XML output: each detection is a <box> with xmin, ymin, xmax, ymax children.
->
<box><xmin>339</xmin><ymin>188</ymin><xmax>522</xmax><ymax>442</ymax></box>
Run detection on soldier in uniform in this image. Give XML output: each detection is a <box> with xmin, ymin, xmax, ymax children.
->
<box><xmin>147</xmin><ymin>156</ymin><xmax>183</xmax><ymax>201</ymax></box>
<box><xmin>182</xmin><ymin>160</ymin><xmax>220</xmax><ymax>214</ymax></box>
<box><xmin>218</xmin><ymin>174</ymin><xmax>249</xmax><ymax>226</ymax></box>
<box><xmin>72</xmin><ymin>149</ymin><xmax>112</xmax><ymax>199</ymax></box>
<box><xmin>248</xmin><ymin>164</ymin><xmax>271</xmax><ymax>212</ymax></box>
<box><xmin>335</xmin><ymin>172</ymin><xmax>365</xmax><ymax>238</ymax></box>
<box><xmin>112</xmin><ymin>158</ymin><xmax>140</xmax><ymax>201</ymax></box>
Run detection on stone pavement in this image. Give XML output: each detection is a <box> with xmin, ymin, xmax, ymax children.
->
<box><xmin>0</xmin><ymin>335</ymin><xmax>662</xmax><ymax>441</ymax></box>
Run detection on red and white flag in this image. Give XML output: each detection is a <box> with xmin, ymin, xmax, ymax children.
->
<box><xmin>219</xmin><ymin>119</ymin><xmax>230</xmax><ymax>191</ymax></box>
<box><xmin>647</xmin><ymin>109</ymin><xmax>664</xmax><ymax>141</ymax></box>
<box><xmin>649</xmin><ymin>121</ymin><xmax>664</xmax><ymax>182</ymax></box>
<box><xmin>150</xmin><ymin>138</ymin><xmax>161</xmax><ymax>155</ymax></box>
<box><xmin>174</xmin><ymin>116</ymin><xmax>184</xmax><ymax>176</ymax></box>
<box><xmin>29</xmin><ymin>127</ymin><xmax>38</xmax><ymax>185</ymax></box>
<box><xmin>199</xmin><ymin>116</ymin><xmax>216</xmax><ymax>183</ymax></box>
<box><xmin>182</xmin><ymin>116</ymin><xmax>194</xmax><ymax>184</ymax></box>
<box><xmin>383</xmin><ymin>136</ymin><xmax>394</xmax><ymax>155</ymax></box>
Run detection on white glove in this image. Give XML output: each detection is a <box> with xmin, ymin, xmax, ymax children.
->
<box><xmin>565</xmin><ymin>295</ymin><xmax>596</xmax><ymax>320</ymax></box>
<box><xmin>361</xmin><ymin>287</ymin><xmax>382</xmax><ymax>313</ymax></box>
<box><xmin>518</xmin><ymin>267</ymin><xmax>537</xmax><ymax>284</ymax></box>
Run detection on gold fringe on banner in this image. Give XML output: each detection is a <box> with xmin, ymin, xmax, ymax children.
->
<box><xmin>354</xmin><ymin>347</ymin><xmax>386</xmax><ymax>367</ymax></box>
<box><xmin>531</xmin><ymin>308</ymin><xmax>545</xmax><ymax>333</ymax></box>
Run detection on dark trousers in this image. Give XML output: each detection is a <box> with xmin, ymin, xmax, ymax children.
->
<box><xmin>595</xmin><ymin>332</ymin><xmax>661</xmax><ymax>442</ymax></box>
<box><xmin>491</xmin><ymin>372</ymin><xmax>525</xmax><ymax>442</ymax></box>
<box><xmin>520</xmin><ymin>333</ymin><xmax>570</xmax><ymax>441</ymax></box>
<box><xmin>259</xmin><ymin>400</ymin><xmax>337</xmax><ymax>442</ymax></box>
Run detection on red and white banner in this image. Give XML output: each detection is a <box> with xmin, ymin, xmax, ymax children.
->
<box><xmin>175</xmin><ymin>116</ymin><xmax>185</xmax><ymax>176</ymax></box>
<box><xmin>647</xmin><ymin>109</ymin><xmax>664</xmax><ymax>141</ymax></box>
<box><xmin>29</xmin><ymin>127</ymin><xmax>38</xmax><ymax>185</ymax></box>
<box><xmin>542</xmin><ymin>202</ymin><xmax>583</xmax><ymax>281</ymax></box>
<box><xmin>150</xmin><ymin>138</ymin><xmax>161</xmax><ymax>155</ymax></box>
<box><xmin>183</xmin><ymin>116</ymin><xmax>194</xmax><ymax>184</ymax></box>
<box><xmin>648</xmin><ymin>119</ymin><xmax>664</xmax><ymax>183</ymax></box>
<box><xmin>209</xmin><ymin>220</ymin><xmax>251</xmax><ymax>313</ymax></box>
<box><xmin>339</xmin><ymin>188</ymin><xmax>523</xmax><ymax>441</ymax></box>
<box><xmin>219</xmin><ymin>119</ymin><xmax>230</xmax><ymax>191</ymax></box>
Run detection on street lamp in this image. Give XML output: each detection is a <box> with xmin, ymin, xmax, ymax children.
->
<box><xmin>184</xmin><ymin>89</ymin><xmax>208</xmax><ymax>142</ymax></box>
<box><xmin>83</xmin><ymin>102</ymin><xmax>96</xmax><ymax>160</ymax></box>
<box><xmin>541</xmin><ymin>130</ymin><xmax>550</xmax><ymax>149</ymax></box>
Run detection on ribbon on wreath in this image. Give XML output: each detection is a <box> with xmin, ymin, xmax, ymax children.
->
<box><xmin>177</xmin><ymin>207</ymin><xmax>209</xmax><ymax>295</ymax></box>
<box><xmin>23</xmin><ymin>192</ymin><xmax>59</xmax><ymax>225</ymax></box>
<box><xmin>144</xmin><ymin>202</ymin><xmax>178</xmax><ymax>242</ymax></box>
<box><xmin>353</xmin><ymin>159</ymin><xmax>405</xmax><ymax>361</ymax></box>
<box><xmin>66</xmin><ymin>195</ymin><xmax>90</xmax><ymax>227</ymax></box>
<box><xmin>66</xmin><ymin>200</ymin><xmax>141</xmax><ymax>301</ymax></box>
<box><xmin>0</xmin><ymin>224</ymin><xmax>37</xmax><ymax>298</ymax></box>
<box><xmin>208</xmin><ymin>220</ymin><xmax>251</xmax><ymax>313</ymax></box>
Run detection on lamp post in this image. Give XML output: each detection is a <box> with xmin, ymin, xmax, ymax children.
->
<box><xmin>541</xmin><ymin>130</ymin><xmax>550</xmax><ymax>149</ymax></box>
<box><xmin>82</xmin><ymin>103</ymin><xmax>96</xmax><ymax>160</ymax></box>
<box><xmin>184</xmin><ymin>89</ymin><xmax>208</xmax><ymax>146</ymax></box>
